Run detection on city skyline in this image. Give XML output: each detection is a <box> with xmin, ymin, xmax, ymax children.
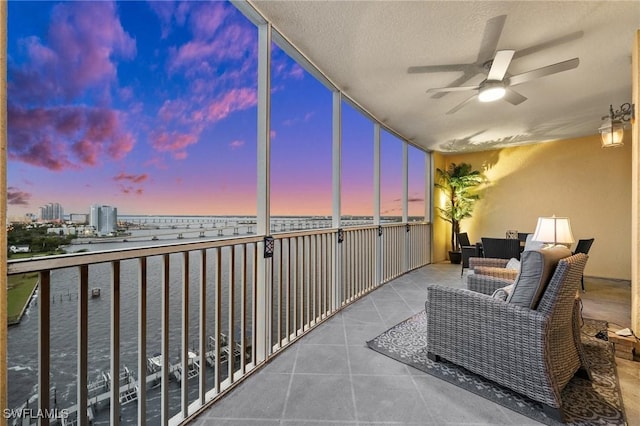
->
<box><xmin>7</xmin><ymin>1</ymin><xmax>426</xmax><ymax>219</ymax></box>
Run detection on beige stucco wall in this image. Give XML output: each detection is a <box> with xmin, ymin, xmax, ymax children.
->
<box><xmin>433</xmin><ymin>132</ymin><xmax>632</xmax><ymax>280</ymax></box>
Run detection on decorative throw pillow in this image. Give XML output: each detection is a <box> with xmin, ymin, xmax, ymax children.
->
<box><xmin>505</xmin><ymin>257</ymin><xmax>520</xmax><ymax>271</ymax></box>
<box><xmin>506</xmin><ymin>245</ymin><xmax>572</xmax><ymax>309</ymax></box>
<box><xmin>491</xmin><ymin>284</ymin><xmax>514</xmax><ymax>301</ymax></box>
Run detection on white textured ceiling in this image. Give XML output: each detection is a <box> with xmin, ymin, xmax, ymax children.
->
<box><xmin>250</xmin><ymin>1</ymin><xmax>640</xmax><ymax>153</ymax></box>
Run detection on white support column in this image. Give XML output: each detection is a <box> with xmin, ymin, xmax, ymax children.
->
<box><xmin>403</xmin><ymin>142</ymin><xmax>409</xmax><ymax>272</ymax></box>
<box><xmin>374</xmin><ymin>124</ymin><xmax>381</xmax><ymax>225</ymax></box>
<box><xmin>332</xmin><ymin>92</ymin><xmax>341</xmax><ymax>229</ymax></box>
<box><xmin>255</xmin><ymin>22</ymin><xmax>271</xmax><ymax>364</ymax></box>
<box><xmin>402</xmin><ymin>142</ymin><xmax>408</xmax><ymax>223</ymax></box>
<box><xmin>332</xmin><ymin>92</ymin><xmax>342</xmax><ymax>310</ymax></box>
<box><xmin>374</xmin><ymin>124</ymin><xmax>382</xmax><ymax>284</ymax></box>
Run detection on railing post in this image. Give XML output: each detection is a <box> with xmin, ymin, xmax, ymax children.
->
<box><xmin>181</xmin><ymin>252</ymin><xmax>189</xmax><ymax>418</ymax></box>
<box><xmin>78</xmin><ymin>266</ymin><xmax>89</xmax><ymax>426</ymax></box>
<box><xmin>110</xmin><ymin>261</ymin><xmax>120</xmax><ymax>426</ymax></box>
<box><xmin>138</xmin><ymin>258</ymin><xmax>147</xmax><ymax>426</ymax></box>
<box><xmin>38</xmin><ymin>271</ymin><xmax>51</xmax><ymax>426</ymax></box>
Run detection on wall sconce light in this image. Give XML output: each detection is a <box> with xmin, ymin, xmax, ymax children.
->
<box><xmin>598</xmin><ymin>103</ymin><xmax>635</xmax><ymax>148</ymax></box>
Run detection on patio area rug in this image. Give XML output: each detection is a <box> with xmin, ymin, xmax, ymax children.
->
<box><xmin>367</xmin><ymin>311</ymin><xmax>626</xmax><ymax>425</ymax></box>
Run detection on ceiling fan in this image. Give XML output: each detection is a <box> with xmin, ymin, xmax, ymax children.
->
<box><xmin>428</xmin><ymin>51</ymin><xmax>579</xmax><ymax>114</ymax></box>
<box><xmin>407</xmin><ymin>15</ymin><xmax>582</xmax><ymax>114</ymax></box>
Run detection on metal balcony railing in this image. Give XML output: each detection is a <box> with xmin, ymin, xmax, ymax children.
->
<box><xmin>6</xmin><ymin>222</ymin><xmax>430</xmax><ymax>426</ymax></box>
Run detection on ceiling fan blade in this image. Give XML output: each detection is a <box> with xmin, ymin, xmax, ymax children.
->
<box><xmin>509</xmin><ymin>58</ymin><xmax>579</xmax><ymax>86</ymax></box>
<box><xmin>503</xmin><ymin>89</ymin><xmax>527</xmax><ymax>105</ymax></box>
<box><xmin>512</xmin><ymin>31</ymin><xmax>584</xmax><ymax>60</ymax></box>
<box><xmin>431</xmin><ymin>69</ymin><xmax>481</xmax><ymax>98</ymax></box>
<box><xmin>407</xmin><ymin>64</ymin><xmax>473</xmax><ymax>74</ymax></box>
<box><xmin>476</xmin><ymin>15</ymin><xmax>507</xmax><ymax>62</ymax></box>
<box><xmin>427</xmin><ymin>85</ymin><xmax>480</xmax><ymax>94</ymax></box>
<box><xmin>446</xmin><ymin>94</ymin><xmax>477</xmax><ymax>115</ymax></box>
<box><xmin>487</xmin><ymin>50</ymin><xmax>515</xmax><ymax>81</ymax></box>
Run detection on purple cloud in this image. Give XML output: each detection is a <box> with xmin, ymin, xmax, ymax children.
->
<box><xmin>7</xmin><ymin>187</ymin><xmax>32</xmax><ymax>206</ymax></box>
<box><xmin>8</xmin><ymin>105</ymin><xmax>134</xmax><ymax>170</ymax></box>
<box><xmin>9</xmin><ymin>1</ymin><xmax>135</xmax><ymax>104</ymax></box>
<box><xmin>114</xmin><ymin>172</ymin><xmax>148</xmax><ymax>183</ymax></box>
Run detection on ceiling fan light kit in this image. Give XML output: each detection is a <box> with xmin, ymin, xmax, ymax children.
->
<box><xmin>478</xmin><ymin>82</ymin><xmax>506</xmax><ymax>102</ymax></box>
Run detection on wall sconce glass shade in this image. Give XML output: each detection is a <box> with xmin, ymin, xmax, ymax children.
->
<box><xmin>532</xmin><ymin>216</ymin><xmax>575</xmax><ymax>246</ymax></box>
<box><xmin>599</xmin><ymin>117</ymin><xmax>625</xmax><ymax>148</ymax></box>
<box><xmin>599</xmin><ymin>103</ymin><xmax>634</xmax><ymax>148</ymax></box>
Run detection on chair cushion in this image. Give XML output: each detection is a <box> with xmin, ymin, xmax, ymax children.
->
<box><xmin>505</xmin><ymin>257</ymin><xmax>520</xmax><ymax>271</ymax></box>
<box><xmin>491</xmin><ymin>284</ymin><xmax>514</xmax><ymax>301</ymax></box>
<box><xmin>506</xmin><ymin>245</ymin><xmax>572</xmax><ymax>309</ymax></box>
<box><xmin>523</xmin><ymin>234</ymin><xmax>545</xmax><ymax>251</ymax></box>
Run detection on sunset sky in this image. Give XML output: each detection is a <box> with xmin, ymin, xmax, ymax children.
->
<box><xmin>7</xmin><ymin>1</ymin><xmax>425</xmax><ymax>218</ymax></box>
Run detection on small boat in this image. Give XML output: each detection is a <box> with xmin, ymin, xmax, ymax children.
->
<box><xmin>147</xmin><ymin>353</ymin><xmax>162</xmax><ymax>373</ymax></box>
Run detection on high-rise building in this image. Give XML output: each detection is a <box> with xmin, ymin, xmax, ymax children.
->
<box><xmin>39</xmin><ymin>203</ymin><xmax>64</xmax><ymax>222</ymax></box>
<box><xmin>89</xmin><ymin>204</ymin><xmax>118</xmax><ymax>236</ymax></box>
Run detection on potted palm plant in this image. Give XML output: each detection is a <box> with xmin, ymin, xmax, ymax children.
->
<box><xmin>435</xmin><ymin>162</ymin><xmax>484</xmax><ymax>263</ymax></box>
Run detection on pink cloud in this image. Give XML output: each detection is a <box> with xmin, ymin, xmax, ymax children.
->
<box><xmin>9</xmin><ymin>2</ymin><xmax>135</xmax><ymax>104</ymax></box>
<box><xmin>158</xmin><ymin>99</ymin><xmax>189</xmax><ymax>123</ymax></box>
<box><xmin>229</xmin><ymin>140</ymin><xmax>244</xmax><ymax>150</ymax></box>
<box><xmin>167</xmin><ymin>1</ymin><xmax>255</xmax><ymax>75</ymax></box>
<box><xmin>8</xmin><ymin>105</ymin><xmax>134</xmax><ymax>170</ymax></box>
<box><xmin>190</xmin><ymin>2</ymin><xmax>230</xmax><ymax>38</ymax></box>
<box><xmin>289</xmin><ymin>64</ymin><xmax>304</xmax><ymax>80</ymax></box>
<box><xmin>114</xmin><ymin>172</ymin><xmax>148</xmax><ymax>183</ymax></box>
<box><xmin>149</xmin><ymin>130</ymin><xmax>198</xmax><ymax>159</ymax></box>
<box><xmin>119</xmin><ymin>185</ymin><xmax>145</xmax><ymax>195</ymax></box>
<box><xmin>72</xmin><ymin>139</ymin><xmax>100</xmax><ymax>166</ymax></box>
<box><xmin>270</xmin><ymin>130</ymin><xmax>277</xmax><ymax>139</ymax></box>
<box><xmin>206</xmin><ymin>87</ymin><xmax>257</xmax><ymax>122</ymax></box>
<box><xmin>143</xmin><ymin>156</ymin><xmax>168</xmax><ymax>170</ymax></box>
<box><xmin>8</xmin><ymin>187</ymin><xmax>32</xmax><ymax>206</ymax></box>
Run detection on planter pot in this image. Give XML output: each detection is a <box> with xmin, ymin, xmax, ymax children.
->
<box><xmin>448</xmin><ymin>251</ymin><xmax>462</xmax><ymax>264</ymax></box>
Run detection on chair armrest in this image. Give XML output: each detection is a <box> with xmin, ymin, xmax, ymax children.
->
<box><xmin>473</xmin><ymin>266</ymin><xmax>519</xmax><ymax>281</ymax></box>
<box><xmin>467</xmin><ymin>273</ymin><xmax>514</xmax><ymax>295</ymax></box>
<box><xmin>469</xmin><ymin>257</ymin><xmax>509</xmax><ymax>269</ymax></box>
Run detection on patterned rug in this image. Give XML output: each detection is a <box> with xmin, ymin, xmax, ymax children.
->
<box><xmin>367</xmin><ymin>311</ymin><xmax>626</xmax><ymax>425</ymax></box>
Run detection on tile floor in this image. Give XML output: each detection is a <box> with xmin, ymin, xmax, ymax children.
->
<box><xmin>192</xmin><ymin>262</ymin><xmax>639</xmax><ymax>425</ymax></box>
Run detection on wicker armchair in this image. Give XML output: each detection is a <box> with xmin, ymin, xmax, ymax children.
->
<box><xmin>425</xmin><ymin>253</ymin><xmax>589</xmax><ymax>422</ymax></box>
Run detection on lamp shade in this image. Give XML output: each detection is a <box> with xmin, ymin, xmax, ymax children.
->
<box><xmin>532</xmin><ymin>216</ymin><xmax>575</xmax><ymax>245</ymax></box>
<box><xmin>599</xmin><ymin>118</ymin><xmax>625</xmax><ymax>147</ymax></box>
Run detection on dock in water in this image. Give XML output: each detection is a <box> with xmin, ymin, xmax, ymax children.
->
<box><xmin>11</xmin><ymin>335</ymin><xmax>250</xmax><ymax>425</ymax></box>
